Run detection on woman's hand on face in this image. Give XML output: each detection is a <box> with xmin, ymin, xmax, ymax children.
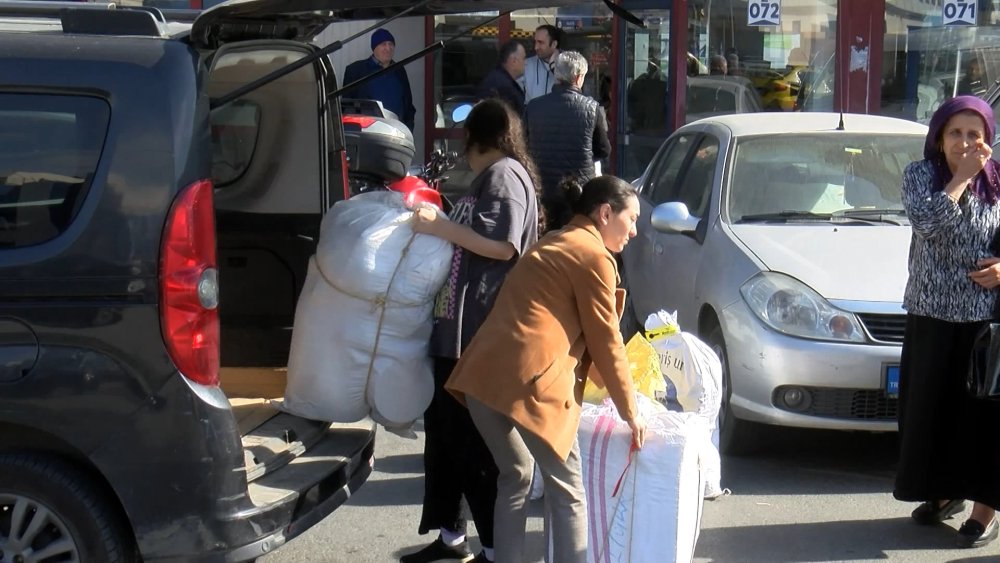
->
<box><xmin>411</xmin><ymin>205</ymin><xmax>441</xmax><ymax>236</ymax></box>
<box><xmin>956</xmin><ymin>141</ymin><xmax>993</xmax><ymax>182</ymax></box>
<box><xmin>970</xmin><ymin>257</ymin><xmax>1000</xmax><ymax>289</ymax></box>
<box><xmin>627</xmin><ymin>416</ymin><xmax>647</xmax><ymax>449</ymax></box>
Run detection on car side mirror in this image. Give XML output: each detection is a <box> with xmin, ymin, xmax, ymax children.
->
<box><xmin>651</xmin><ymin>202</ymin><xmax>699</xmax><ymax>234</ymax></box>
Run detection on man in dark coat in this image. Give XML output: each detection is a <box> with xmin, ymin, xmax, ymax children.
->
<box><xmin>343</xmin><ymin>28</ymin><xmax>416</xmax><ymax>131</ymax></box>
<box><xmin>476</xmin><ymin>40</ymin><xmax>527</xmax><ymax>115</ymax></box>
<box><xmin>525</xmin><ymin>50</ymin><xmax>611</xmax><ymax>230</ymax></box>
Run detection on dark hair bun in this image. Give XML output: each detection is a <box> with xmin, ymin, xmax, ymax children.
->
<box><xmin>560</xmin><ymin>176</ymin><xmax>584</xmax><ymax>206</ymax></box>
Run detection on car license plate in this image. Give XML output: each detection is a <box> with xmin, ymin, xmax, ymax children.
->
<box><xmin>885</xmin><ymin>364</ymin><xmax>900</xmax><ymax>399</ymax></box>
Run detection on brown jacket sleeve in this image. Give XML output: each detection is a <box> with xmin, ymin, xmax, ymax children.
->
<box><xmin>570</xmin><ymin>250</ymin><xmax>638</xmax><ymax>422</ymax></box>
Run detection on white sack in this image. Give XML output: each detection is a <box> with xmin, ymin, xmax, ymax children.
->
<box><xmin>282</xmin><ymin>258</ymin><xmax>435</xmax><ymax>424</ymax></box>
<box><xmin>315</xmin><ymin>191</ymin><xmax>452</xmax><ymax>306</ymax></box>
<box><xmin>580</xmin><ymin>395</ymin><xmax>707</xmax><ymax>563</ymax></box>
<box><xmin>644</xmin><ymin>312</ymin><xmax>724</xmax><ymax>499</ymax></box>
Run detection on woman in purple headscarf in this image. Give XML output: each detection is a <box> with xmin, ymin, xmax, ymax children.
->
<box><xmin>897</xmin><ymin>95</ymin><xmax>1000</xmax><ymax>549</ymax></box>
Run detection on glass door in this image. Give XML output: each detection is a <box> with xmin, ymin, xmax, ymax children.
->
<box><xmin>619</xmin><ymin>6</ymin><xmax>671</xmax><ymax>180</ymax></box>
<box><xmin>427</xmin><ymin>13</ymin><xmax>501</xmax><ymax>201</ymax></box>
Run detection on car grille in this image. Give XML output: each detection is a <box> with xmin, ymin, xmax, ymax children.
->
<box><xmin>775</xmin><ymin>386</ymin><xmax>898</xmax><ymax>421</ymax></box>
<box><xmin>857</xmin><ymin>313</ymin><xmax>906</xmax><ymax>343</ymax></box>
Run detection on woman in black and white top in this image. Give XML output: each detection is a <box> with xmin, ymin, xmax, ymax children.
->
<box><xmin>897</xmin><ymin>95</ymin><xmax>1000</xmax><ymax>549</ymax></box>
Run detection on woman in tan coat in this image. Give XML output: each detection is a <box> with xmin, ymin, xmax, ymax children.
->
<box><xmin>446</xmin><ymin>175</ymin><xmax>647</xmax><ymax>563</ymax></box>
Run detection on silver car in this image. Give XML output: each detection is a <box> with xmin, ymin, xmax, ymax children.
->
<box><xmin>620</xmin><ymin>112</ymin><xmax>927</xmax><ymax>454</ymax></box>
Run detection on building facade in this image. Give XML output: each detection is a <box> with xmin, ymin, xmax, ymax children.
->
<box><xmin>316</xmin><ymin>1</ymin><xmax>1000</xmax><ymax>180</ymax></box>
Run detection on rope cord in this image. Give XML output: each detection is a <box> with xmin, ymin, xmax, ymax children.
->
<box><xmin>312</xmin><ymin>228</ymin><xmax>419</xmax><ymax>410</ymax></box>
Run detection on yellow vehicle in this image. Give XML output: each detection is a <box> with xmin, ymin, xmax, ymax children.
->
<box><xmin>750</xmin><ymin>65</ymin><xmax>806</xmax><ymax>111</ymax></box>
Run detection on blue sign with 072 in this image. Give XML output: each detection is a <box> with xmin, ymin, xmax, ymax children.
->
<box><xmin>748</xmin><ymin>0</ymin><xmax>780</xmax><ymax>26</ymax></box>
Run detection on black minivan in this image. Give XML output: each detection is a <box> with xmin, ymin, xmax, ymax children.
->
<box><xmin>0</xmin><ymin>0</ymin><xmax>598</xmax><ymax>559</ymax></box>
<box><xmin>0</xmin><ymin>1</ymin><xmax>426</xmax><ymax>561</ymax></box>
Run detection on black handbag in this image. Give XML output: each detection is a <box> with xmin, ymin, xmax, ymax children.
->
<box><xmin>967</xmin><ymin>227</ymin><xmax>1000</xmax><ymax>401</ymax></box>
<box><xmin>968</xmin><ymin>323</ymin><xmax>1000</xmax><ymax>400</ymax></box>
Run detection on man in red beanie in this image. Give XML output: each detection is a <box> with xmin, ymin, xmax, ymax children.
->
<box><xmin>343</xmin><ymin>28</ymin><xmax>416</xmax><ymax>131</ymax></box>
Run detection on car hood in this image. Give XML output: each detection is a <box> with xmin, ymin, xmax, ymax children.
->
<box><xmin>729</xmin><ymin>224</ymin><xmax>911</xmax><ymax>303</ymax></box>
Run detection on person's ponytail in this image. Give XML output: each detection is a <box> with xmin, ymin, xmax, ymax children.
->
<box><xmin>567</xmin><ymin>175</ymin><xmax>636</xmax><ymax>217</ymax></box>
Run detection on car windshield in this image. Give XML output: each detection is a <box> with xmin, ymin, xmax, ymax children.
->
<box><xmin>728</xmin><ymin>133</ymin><xmax>924</xmax><ymax>223</ymax></box>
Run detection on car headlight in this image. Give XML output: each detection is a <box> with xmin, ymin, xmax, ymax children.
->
<box><xmin>739</xmin><ymin>272</ymin><xmax>866</xmax><ymax>343</ymax></box>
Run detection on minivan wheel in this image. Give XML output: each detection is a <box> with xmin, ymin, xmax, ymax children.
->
<box><xmin>0</xmin><ymin>454</ymin><xmax>137</xmax><ymax>563</ymax></box>
<box><xmin>707</xmin><ymin>326</ymin><xmax>763</xmax><ymax>456</ymax></box>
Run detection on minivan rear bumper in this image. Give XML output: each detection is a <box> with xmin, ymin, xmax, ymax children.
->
<box><xmin>145</xmin><ymin>421</ymin><xmax>376</xmax><ymax>563</ymax></box>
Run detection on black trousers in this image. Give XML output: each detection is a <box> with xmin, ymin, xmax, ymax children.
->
<box><xmin>894</xmin><ymin>314</ymin><xmax>1000</xmax><ymax>510</ymax></box>
<box><xmin>417</xmin><ymin>357</ymin><xmax>498</xmax><ymax>547</ymax></box>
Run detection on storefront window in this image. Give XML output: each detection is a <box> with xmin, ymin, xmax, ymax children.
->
<box><xmin>883</xmin><ymin>1</ymin><xmax>1000</xmax><ymax>127</ymax></box>
<box><xmin>511</xmin><ymin>6</ymin><xmax>614</xmax><ymax>101</ymax></box>
<box><xmin>622</xmin><ymin>8</ymin><xmax>671</xmax><ymax>180</ymax></box>
<box><xmin>686</xmin><ymin>0</ymin><xmax>837</xmax><ymax>118</ymax></box>
<box><xmin>433</xmin><ymin>13</ymin><xmax>499</xmax><ymax>129</ymax></box>
<box><xmin>432</xmin><ymin>14</ymin><xmax>498</xmax><ymax>198</ymax></box>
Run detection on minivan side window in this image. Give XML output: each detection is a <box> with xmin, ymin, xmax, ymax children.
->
<box><xmin>0</xmin><ymin>94</ymin><xmax>109</xmax><ymax>249</ymax></box>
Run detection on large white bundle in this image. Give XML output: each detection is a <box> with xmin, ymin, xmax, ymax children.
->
<box><xmin>281</xmin><ymin>193</ymin><xmax>452</xmax><ymax>429</ymax></box>
<box><xmin>644</xmin><ymin>312</ymin><xmax>724</xmax><ymax>499</ymax></box>
<box><xmin>315</xmin><ymin>191</ymin><xmax>452</xmax><ymax>306</ymax></box>
<box><xmin>282</xmin><ymin>258</ymin><xmax>435</xmax><ymax>426</ymax></box>
<box><xmin>580</xmin><ymin>395</ymin><xmax>708</xmax><ymax>563</ymax></box>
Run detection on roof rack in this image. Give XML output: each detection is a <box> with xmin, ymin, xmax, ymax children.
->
<box><xmin>0</xmin><ymin>0</ymin><xmax>171</xmax><ymax>37</ymax></box>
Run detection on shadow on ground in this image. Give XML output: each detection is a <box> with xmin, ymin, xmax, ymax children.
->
<box><xmin>697</xmin><ymin>518</ymin><xmax>969</xmax><ymax>562</ymax></box>
<box><xmin>721</xmin><ymin>426</ymin><xmax>899</xmax><ymax>496</ymax></box>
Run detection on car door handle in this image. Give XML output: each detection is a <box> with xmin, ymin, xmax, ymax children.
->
<box><xmin>655</xmin><ymin>243</ymin><xmax>664</xmax><ymax>255</ymax></box>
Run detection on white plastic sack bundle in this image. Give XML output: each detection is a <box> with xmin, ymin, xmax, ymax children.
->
<box><xmin>281</xmin><ymin>192</ymin><xmax>452</xmax><ymax>428</ymax></box>
<box><xmin>644</xmin><ymin>311</ymin><xmax>724</xmax><ymax>499</ymax></box>
<box><xmin>282</xmin><ymin>258</ymin><xmax>435</xmax><ymax>426</ymax></box>
<box><xmin>315</xmin><ymin>191</ymin><xmax>453</xmax><ymax>306</ymax></box>
<box><xmin>580</xmin><ymin>395</ymin><xmax>708</xmax><ymax>563</ymax></box>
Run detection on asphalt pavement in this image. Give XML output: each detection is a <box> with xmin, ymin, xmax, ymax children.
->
<box><xmin>260</xmin><ymin>421</ymin><xmax>1000</xmax><ymax>563</ymax></box>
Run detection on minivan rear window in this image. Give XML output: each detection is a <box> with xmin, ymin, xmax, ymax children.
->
<box><xmin>0</xmin><ymin>93</ymin><xmax>109</xmax><ymax>248</ymax></box>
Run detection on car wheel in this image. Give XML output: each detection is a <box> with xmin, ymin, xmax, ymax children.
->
<box><xmin>0</xmin><ymin>453</ymin><xmax>137</xmax><ymax>563</ymax></box>
<box><xmin>707</xmin><ymin>326</ymin><xmax>763</xmax><ymax>456</ymax></box>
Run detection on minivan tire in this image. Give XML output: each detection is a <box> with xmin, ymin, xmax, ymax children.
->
<box><xmin>0</xmin><ymin>453</ymin><xmax>137</xmax><ymax>563</ymax></box>
<box><xmin>707</xmin><ymin>326</ymin><xmax>764</xmax><ymax>456</ymax></box>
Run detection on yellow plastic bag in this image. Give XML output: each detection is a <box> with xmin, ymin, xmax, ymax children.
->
<box><xmin>583</xmin><ymin>333</ymin><xmax>666</xmax><ymax>404</ymax></box>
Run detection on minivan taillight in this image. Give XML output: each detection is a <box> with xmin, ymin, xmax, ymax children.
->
<box><xmin>160</xmin><ymin>179</ymin><xmax>220</xmax><ymax>386</ymax></box>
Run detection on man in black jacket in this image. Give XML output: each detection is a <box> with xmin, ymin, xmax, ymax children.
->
<box><xmin>525</xmin><ymin>50</ymin><xmax>611</xmax><ymax>230</ymax></box>
<box><xmin>476</xmin><ymin>40</ymin><xmax>527</xmax><ymax>115</ymax></box>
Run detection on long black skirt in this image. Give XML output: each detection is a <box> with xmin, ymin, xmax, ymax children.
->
<box><xmin>894</xmin><ymin>314</ymin><xmax>1000</xmax><ymax>510</ymax></box>
<box><xmin>416</xmin><ymin>357</ymin><xmax>498</xmax><ymax>546</ymax></box>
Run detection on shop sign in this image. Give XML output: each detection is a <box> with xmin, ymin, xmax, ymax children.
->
<box><xmin>747</xmin><ymin>0</ymin><xmax>780</xmax><ymax>27</ymax></box>
<box><xmin>943</xmin><ymin>0</ymin><xmax>977</xmax><ymax>25</ymax></box>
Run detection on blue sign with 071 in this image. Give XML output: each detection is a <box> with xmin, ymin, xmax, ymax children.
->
<box><xmin>943</xmin><ymin>0</ymin><xmax>977</xmax><ymax>26</ymax></box>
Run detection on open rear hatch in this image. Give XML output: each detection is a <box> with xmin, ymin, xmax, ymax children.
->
<box><xmin>191</xmin><ymin>0</ymin><xmax>642</xmax><ymax>517</ymax></box>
